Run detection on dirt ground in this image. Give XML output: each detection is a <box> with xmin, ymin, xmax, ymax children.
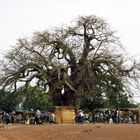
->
<box><xmin>0</xmin><ymin>123</ymin><xmax>140</xmax><ymax>140</ymax></box>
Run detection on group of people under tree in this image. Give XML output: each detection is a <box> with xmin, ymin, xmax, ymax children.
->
<box><xmin>75</xmin><ymin>108</ymin><xmax>139</xmax><ymax>124</ymax></box>
<box><xmin>0</xmin><ymin>109</ymin><xmax>56</xmax><ymax>125</ymax></box>
<box><xmin>0</xmin><ymin>107</ymin><xmax>139</xmax><ymax>125</ymax></box>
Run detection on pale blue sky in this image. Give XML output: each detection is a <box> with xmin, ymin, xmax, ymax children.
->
<box><xmin>0</xmin><ymin>0</ymin><xmax>140</xmax><ymax>102</ymax></box>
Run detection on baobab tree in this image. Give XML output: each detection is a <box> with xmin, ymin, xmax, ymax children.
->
<box><xmin>0</xmin><ymin>15</ymin><xmax>139</xmax><ymax>111</ymax></box>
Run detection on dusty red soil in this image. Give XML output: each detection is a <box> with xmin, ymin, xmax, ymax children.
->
<box><xmin>0</xmin><ymin>123</ymin><xmax>140</xmax><ymax>140</ymax></box>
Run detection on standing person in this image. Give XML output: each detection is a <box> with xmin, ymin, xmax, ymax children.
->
<box><xmin>88</xmin><ymin>112</ymin><xmax>93</xmax><ymax>123</ymax></box>
<box><xmin>133</xmin><ymin>113</ymin><xmax>137</xmax><ymax>124</ymax></box>
<box><xmin>4</xmin><ymin>113</ymin><xmax>11</xmax><ymax>124</ymax></box>
<box><xmin>11</xmin><ymin>111</ymin><xmax>15</xmax><ymax>123</ymax></box>
<box><xmin>115</xmin><ymin>109</ymin><xmax>120</xmax><ymax>123</ymax></box>
<box><xmin>99</xmin><ymin>112</ymin><xmax>104</xmax><ymax>122</ymax></box>
<box><xmin>108</xmin><ymin>110</ymin><xmax>112</xmax><ymax>123</ymax></box>
<box><xmin>92</xmin><ymin>111</ymin><xmax>97</xmax><ymax>123</ymax></box>
<box><xmin>78</xmin><ymin>110</ymin><xmax>84</xmax><ymax>124</ymax></box>
<box><xmin>49</xmin><ymin>112</ymin><xmax>56</xmax><ymax>124</ymax></box>
<box><xmin>35</xmin><ymin>109</ymin><xmax>41</xmax><ymax>124</ymax></box>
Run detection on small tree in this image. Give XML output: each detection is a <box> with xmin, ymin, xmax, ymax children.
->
<box><xmin>0</xmin><ymin>15</ymin><xmax>140</xmax><ymax>111</ymax></box>
<box><xmin>0</xmin><ymin>90</ymin><xmax>22</xmax><ymax>112</ymax></box>
<box><xmin>22</xmin><ymin>86</ymin><xmax>53</xmax><ymax>111</ymax></box>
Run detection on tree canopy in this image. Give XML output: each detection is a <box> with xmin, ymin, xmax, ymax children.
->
<box><xmin>0</xmin><ymin>15</ymin><xmax>140</xmax><ymax>110</ymax></box>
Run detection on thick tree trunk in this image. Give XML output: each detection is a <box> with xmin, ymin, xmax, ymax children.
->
<box><xmin>74</xmin><ymin>96</ymin><xmax>81</xmax><ymax>113</ymax></box>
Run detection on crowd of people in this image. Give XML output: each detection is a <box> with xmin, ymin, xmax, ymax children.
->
<box><xmin>75</xmin><ymin>109</ymin><xmax>139</xmax><ymax>124</ymax></box>
<box><xmin>0</xmin><ymin>108</ymin><xmax>139</xmax><ymax>125</ymax></box>
<box><xmin>0</xmin><ymin>109</ymin><xmax>56</xmax><ymax>125</ymax></box>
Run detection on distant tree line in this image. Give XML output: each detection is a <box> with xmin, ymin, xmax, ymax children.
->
<box><xmin>0</xmin><ymin>86</ymin><xmax>137</xmax><ymax>112</ymax></box>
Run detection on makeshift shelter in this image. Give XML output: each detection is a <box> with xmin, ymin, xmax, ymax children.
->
<box><xmin>119</xmin><ymin>108</ymin><xmax>140</xmax><ymax>123</ymax></box>
<box><xmin>54</xmin><ymin>106</ymin><xmax>75</xmax><ymax>124</ymax></box>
